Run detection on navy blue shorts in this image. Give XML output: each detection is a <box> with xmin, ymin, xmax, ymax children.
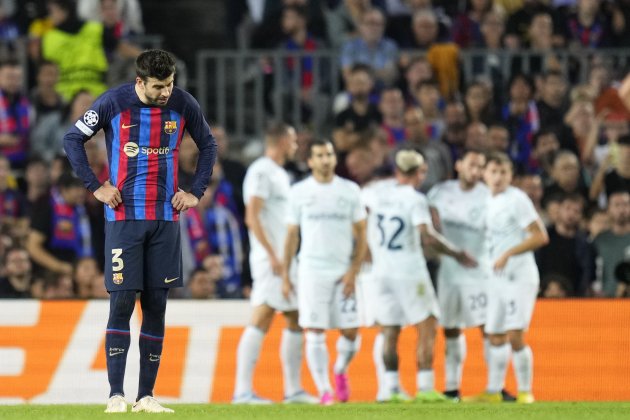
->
<box><xmin>104</xmin><ymin>220</ymin><xmax>183</xmax><ymax>291</ymax></box>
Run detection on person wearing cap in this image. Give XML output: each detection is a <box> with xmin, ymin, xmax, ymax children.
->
<box><xmin>26</xmin><ymin>171</ymin><xmax>95</xmax><ymax>276</ymax></box>
<box><xmin>362</xmin><ymin>148</ymin><xmax>476</xmax><ymax>403</ymax></box>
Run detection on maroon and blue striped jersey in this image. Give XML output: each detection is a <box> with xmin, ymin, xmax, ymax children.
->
<box><xmin>64</xmin><ymin>83</ymin><xmax>216</xmax><ymax>221</ymax></box>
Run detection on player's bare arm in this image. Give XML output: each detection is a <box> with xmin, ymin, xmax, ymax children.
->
<box><xmin>246</xmin><ymin>196</ymin><xmax>281</xmax><ymax>274</ymax></box>
<box><xmin>94</xmin><ymin>180</ymin><xmax>122</xmax><ymax>210</ymax></box>
<box><xmin>419</xmin><ymin>223</ymin><xmax>477</xmax><ymax>268</ymax></box>
<box><xmin>282</xmin><ymin>224</ymin><xmax>300</xmax><ymax>299</ymax></box>
<box><xmin>342</xmin><ymin>219</ymin><xmax>367</xmax><ymax>297</ymax></box>
<box><xmin>493</xmin><ymin>219</ymin><xmax>549</xmax><ymax>271</ymax></box>
<box><xmin>171</xmin><ymin>190</ymin><xmax>200</xmax><ymax>212</ymax></box>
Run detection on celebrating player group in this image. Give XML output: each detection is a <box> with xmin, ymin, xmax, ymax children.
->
<box><xmin>235</xmin><ymin>123</ymin><xmax>549</xmax><ymax>405</ymax></box>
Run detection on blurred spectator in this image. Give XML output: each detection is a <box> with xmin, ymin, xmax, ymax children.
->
<box><xmin>385</xmin><ymin>0</ymin><xmax>452</xmax><ymax>48</ymax></box>
<box><xmin>22</xmin><ymin>156</ymin><xmax>50</xmax><ymax>209</ymax></box>
<box><xmin>542</xmin><ymin>150</ymin><xmax>589</xmax><ymax>207</ymax></box>
<box><xmin>0</xmin><ymin>246</ymin><xmax>35</xmax><ymax>298</ymax></box>
<box><xmin>403</xmin><ymin>106</ymin><xmax>452</xmax><ymax>192</ymax></box>
<box><xmin>78</xmin><ymin>0</ymin><xmax>144</xmax><ymax>35</ymax></box>
<box><xmin>400</xmin><ymin>55</ymin><xmax>434</xmax><ymax>106</ymax></box>
<box><xmin>586</xmin><ymin>206</ymin><xmax>610</xmax><ymax>240</ymax></box>
<box><xmin>511</xmin><ymin>12</ymin><xmax>561</xmax><ymax>77</ymax></box>
<box><xmin>592</xmin><ymin>190</ymin><xmax>630</xmax><ymax>297</ymax></box>
<box><xmin>30</xmin><ymin>89</ymin><xmax>94</xmax><ymax>162</ymax></box>
<box><xmin>609</xmin><ymin>0</ymin><xmax>630</xmax><ymax>46</ymax></box>
<box><xmin>30</xmin><ymin>60</ymin><xmax>64</xmax><ymax>120</ymax></box>
<box><xmin>441</xmin><ymin>101</ymin><xmax>467</xmax><ymax>162</ymax></box>
<box><xmin>452</xmin><ymin>0</ymin><xmax>494</xmax><ymax>48</ymax></box>
<box><xmin>0</xmin><ymin>4</ymin><xmax>20</xmax><ymax>55</ymax></box>
<box><xmin>0</xmin><ymin>58</ymin><xmax>31</xmax><ymax>170</ymax></box>
<box><xmin>379</xmin><ymin>86</ymin><xmax>406</xmax><ymax>147</ymax></box>
<box><xmin>487</xmin><ymin>123</ymin><xmax>510</xmax><ymax>153</ymax></box>
<box><xmin>464</xmin><ymin>121</ymin><xmax>488</xmax><ymax>150</ymax></box>
<box><xmin>564</xmin><ymin>0</ymin><xmax>611</xmax><ymax>49</ymax></box>
<box><xmin>0</xmin><ymin>155</ymin><xmax>28</xmax><ymax>240</ymax></box>
<box><xmin>536</xmin><ymin>70</ymin><xmax>568</xmax><ymax>135</ymax></box>
<box><xmin>540</xmin><ymin>273</ymin><xmax>571</xmax><ymax>298</ymax></box>
<box><xmin>90</xmin><ymin>272</ymin><xmax>108</xmax><ymax>298</ymax></box>
<box><xmin>177</xmin><ymin>132</ymin><xmax>198</xmax><ymax>193</ymax></box>
<box><xmin>324</xmin><ymin>0</ymin><xmax>371</xmax><ymax>50</ymax></box>
<box><xmin>464</xmin><ymin>81</ymin><xmax>494</xmax><ymax>125</ymax></box>
<box><xmin>333</xmin><ymin>64</ymin><xmax>381</xmax><ymax>152</ymax></box>
<box><xmin>413</xmin><ymin>79</ymin><xmax>444</xmax><ymax>141</ymax></box>
<box><xmin>41</xmin><ymin>0</ymin><xmax>109</xmax><ymax>100</ymax></box>
<box><xmin>41</xmin><ymin>271</ymin><xmax>75</xmax><ymax>298</ymax></box>
<box><xmin>214</xmin><ymin>126</ymin><xmax>247</xmax><ymax>217</ymax></box>
<box><xmin>531</xmin><ymin>129</ymin><xmax>560</xmax><ymax>184</ymax></box>
<box><xmin>50</xmin><ymin>153</ymin><xmax>73</xmax><ymax>185</ymax></box>
<box><xmin>185</xmin><ymin>267</ymin><xmax>217</xmax><ymax>299</ymax></box>
<box><xmin>517</xmin><ymin>173</ymin><xmax>548</xmax><ymax>223</ymax></box>
<box><xmin>504</xmin><ymin>0</ymin><xmax>564</xmax><ymax>49</ymax></box>
<box><xmin>501</xmin><ymin>73</ymin><xmax>540</xmax><ymax>173</ymax></box>
<box><xmin>536</xmin><ymin>193</ymin><xmax>595</xmax><ymax>296</ymax></box>
<box><xmin>73</xmin><ymin>255</ymin><xmax>99</xmax><ymax>298</ymax></box>
<box><xmin>340</xmin><ymin>7</ymin><xmax>399</xmax><ymax>87</ymax></box>
<box><xmin>589</xmin><ymin>64</ymin><xmax>630</xmax><ymax>121</ymax></box>
<box><xmin>473</xmin><ymin>10</ymin><xmax>507</xmax><ymax>103</ymax></box>
<box><xmin>560</xmin><ymin>97</ymin><xmax>599</xmax><ymax>164</ymax></box>
<box><xmin>26</xmin><ymin>171</ymin><xmax>95</xmax><ymax>276</ymax></box>
<box><xmin>589</xmin><ymin>133</ymin><xmax>630</xmax><ymax>202</ymax></box>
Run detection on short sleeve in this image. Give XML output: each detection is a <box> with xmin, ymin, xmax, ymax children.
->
<box><xmin>426</xmin><ymin>184</ymin><xmax>440</xmax><ymax>207</ymax></box>
<box><xmin>411</xmin><ymin>194</ymin><xmax>431</xmax><ymax>227</ymax></box>
<box><xmin>515</xmin><ymin>190</ymin><xmax>539</xmax><ymax>229</ymax></box>
<box><xmin>350</xmin><ymin>184</ymin><xmax>367</xmax><ymax>222</ymax></box>
<box><xmin>286</xmin><ymin>185</ymin><xmax>300</xmax><ymax>226</ymax></box>
<box><xmin>245</xmin><ymin>167</ymin><xmax>271</xmax><ymax>201</ymax></box>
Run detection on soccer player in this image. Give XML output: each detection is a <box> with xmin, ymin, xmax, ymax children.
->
<box><xmin>282</xmin><ymin>139</ymin><xmax>367</xmax><ymax>405</ymax></box>
<box><xmin>64</xmin><ymin>49</ymin><xmax>216</xmax><ymax>413</ymax></box>
<box><xmin>427</xmin><ymin>149</ymin><xmax>489</xmax><ymax>400</ymax></box>
<box><xmin>362</xmin><ymin>149</ymin><xmax>476</xmax><ymax>402</ymax></box>
<box><xmin>233</xmin><ymin>122</ymin><xmax>317</xmax><ymax>404</ymax></box>
<box><xmin>470</xmin><ymin>151</ymin><xmax>549</xmax><ymax>404</ymax></box>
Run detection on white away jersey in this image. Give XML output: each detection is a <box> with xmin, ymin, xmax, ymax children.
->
<box><xmin>485</xmin><ymin>186</ymin><xmax>539</xmax><ymax>271</ymax></box>
<box><xmin>427</xmin><ymin>180</ymin><xmax>489</xmax><ymax>281</ymax></box>
<box><xmin>243</xmin><ymin>157</ymin><xmax>291</xmax><ymax>265</ymax></box>
<box><xmin>288</xmin><ymin>176</ymin><xmax>366</xmax><ymax>278</ymax></box>
<box><xmin>362</xmin><ymin>180</ymin><xmax>431</xmax><ymax>278</ymax></box>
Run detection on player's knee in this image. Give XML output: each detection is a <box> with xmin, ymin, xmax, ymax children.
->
<box><xmin>340</xmin><ymin>328</ymin><xmax>358</xmax><ymax>341</ymax></box>
<box><xmin>305</xmin><ymin>330</ymin><xmax>325</xmax><ymax>344</ymax></box>
<box><xmin>108</xmin><ymin>290</ymin><xmax>137</xmax><ymax>324</ymax></box>
<box><xmin>140</xmin><ymin>289</ymin><xmax>168</xmax><ymax>318</ymax></box>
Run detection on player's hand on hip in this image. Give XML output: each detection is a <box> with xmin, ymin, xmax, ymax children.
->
<box><xmin>341</xmin><ymin>272</ymin><xmax>356</xmax><ymax>297</ymax></box>
<box><xmin>493</xmin><ymin>253</ymin><xmax>510</xmax><ymax>272</ymax></box>
<box><xmin>456</xmin><ymin>250</ymin><xmax>478</xmax><ymax>268</ymax></box>
<box><xmin>282</xmin><ymin>275</ymin><xmax>294</xmax><ymax>300</ymax></box>
<box><xmin>171</xmin><ymin>191</ymin><xmax>199</xmax><ymax>211</ymax></box>
<box><xmin>94</xmin><ymin>181</ymin><xmax>122</xmax><ymax>209</ymax></box>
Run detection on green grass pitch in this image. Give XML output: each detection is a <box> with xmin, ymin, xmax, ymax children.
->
<box><xmin>1</xmin><ymin>402</ymin><xmax>629</xmax><ymax>420</ymax></box>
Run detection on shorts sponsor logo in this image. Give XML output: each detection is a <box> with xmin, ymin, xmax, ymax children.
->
<box><xmin>123</xmin><ymin>142</ymin><xmax>139</xmax><ymax>158</ymax></box>
<box><xmin>83</xmin><ymin>110</ymin><xmax>99</xmax><ymax>127</ymax></box>
<box><xmin>113</xmin><ymin>272</ymin><xmax>124</xmax><ymax>285</ymax></box>
<box><xmin>164</xmin><ymin>120</ymin><xmax>177</xmax><ymax>134</ymax></box>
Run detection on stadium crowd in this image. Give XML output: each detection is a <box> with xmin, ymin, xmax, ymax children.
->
<box><xmin>0</xmin><ymin>0</ymin><xmax>629</xmax><ymax>300</ymax></box>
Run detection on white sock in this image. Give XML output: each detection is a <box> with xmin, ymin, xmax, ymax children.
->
<box><xmin>416</xmin><ymin>369</ymin><xmax>434</xmax><ymax>392</ymax></box>
<box><xmin>234</xmin><ymin>326</ymin><xmax>265</xmax><ymax>397</ymax></box>
<box><xmin>445</xmin><ymin>335</ymin><xmax>467</xmax><ymax>392</ymax></box>
<box><xmin>372</xmin><ymin>333</ymin><xmax>387</xmax><ymax>399</ymax></box>
<box><xmin>384</xmin><ymin>370</ymin><xmax>400</xmax><ymax>394</ymax></box>
<box><xmin>333</xmin><ymin>335</ymin><xmax>360</xmax><ymax>374</ymax></box>
<box><xmin>281</xmin><ymin>329</ymin><xmax>303</xmax><ymax>397</ymax></box>
<box><xmin>487</xmin><ymin>343</ymin><xmax>511</xmax><ymax>394</ymax></box>
<box><xmin>483</xmin><ymin>337</ymin><xmax>490</xmax><ymax>365</ymax></box>
<box><xmin>305</xmin><ymin>331</ymin><xmax>331</xmax><ymax>395</ymax></box>
<box><xmin>512</xmin><ymin>346</ymin><xmax>533</xmax><ymax>393</ymax></box>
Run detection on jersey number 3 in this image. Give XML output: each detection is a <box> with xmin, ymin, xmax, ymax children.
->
<box><xmin>377</xmin><ymin>214</ymin><xmax>405</xmax><ymax>250</ymax></box>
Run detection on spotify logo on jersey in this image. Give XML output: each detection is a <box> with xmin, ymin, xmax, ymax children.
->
<box><xmin>123</xmin><ymin>142</ymin><xmax>139</xmax><ymax>157</ymax></box>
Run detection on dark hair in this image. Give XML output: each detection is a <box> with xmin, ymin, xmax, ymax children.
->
<box><xmin>188</xmin><ymin>267</ymin><xmax>209</xmax><ymax>280</ymax></box>
<box><xmin>459</xmin><ymin>148</ymin><xmax>486</xmax><ymax>160</ymax></box>
<box><xmin>349</xmin><ymin>63</ymin><xmax>374</xmax><ymax>78</ymax></box>
<box><xmin>559</xmin><ymin>192</ymin><xmax>585</xmax><ymax>206</ymax></box>
<box><xmin>265</xmin><ymin>121</ymin><xmax>293</xmax><ymax>145</ymax></box>
<box><xmin>541</xmin><ymin>69</ymin><xmax>565</xmax><ymax>82</ymax></box>
<box><xmin>484</xmin><ymin>151</ymin><xmax>513</xmax><ymax>170</ymax></box>
<box><xmin>532</xmin><ymin>129</ymin><xmax>558</xmax><ymax>149</ymax></box>
<box><xmin>0</xmin><ymin>58</ymin><xmax>21</xmax><ymax>70</ymax></box>
<box><xmin>135</xmin><ymin>49</ymin><xmax>177</xmax><ymax>81</ymax></box>
<box><xmin>508</xmin><ymin>72</ymin><xmax>534</xmax><ymax>92</ymax></box>
<box><xmin>57</xmin><ymin>171</ymin><xmax>83</xmax><ymax>189</ymax></box>
<box><xmin>283</xmin><ymin>4</ymin><xmax>308</xmax><ymax>19</ymax></box>
<box><xmin>307</xmin><ymin>138</ymin><xmax>334</xmax><ymax>158</ymax></box>
<box><xmin>415</xmin><ymin>79</ymin><xmax>440</xmax><ymax>92</ymax></box>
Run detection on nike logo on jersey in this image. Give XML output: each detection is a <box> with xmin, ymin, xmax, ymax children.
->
<box><xmin>121</xmin><ymin>123</ymin><xmax>137</xmax><ymax>129</ymax></box>
<box><xmin>164</xmin><ymin>277</ymin><xmax>179</xmax><ymax>284</ymax></box>
<box><xmin>109</xmin><ymin>347</ymin><xmax>125</xmax><ymax>357</ymax></box>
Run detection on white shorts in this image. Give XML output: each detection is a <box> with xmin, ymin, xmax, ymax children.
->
<box><xmin>297</xmin><ymin>273</ymin><xmax>360</xmax><ymax>330</ymax></box>
<box><xmin>438</xmin><ymin>280</ymin><xmax>487</xmax><ymax>329</ymax></box>
<box><xmin>356</xmin><ymin>264</ymin><xmax>379</xmax><ymax>327</ymax></box>
<box><xmin>484</xmin><ymin>264</ymin><xmax>539</xmax><ymax>334</ymax></box>
<box><xmin>250</xmin><ymin>259</ymin><xmax>298</xmax><ymax>312</ymax></box>
<box><xmin>374</xmin><ymin>269</ymin><xmax>440</xmax><ymax>327</ymax></box>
